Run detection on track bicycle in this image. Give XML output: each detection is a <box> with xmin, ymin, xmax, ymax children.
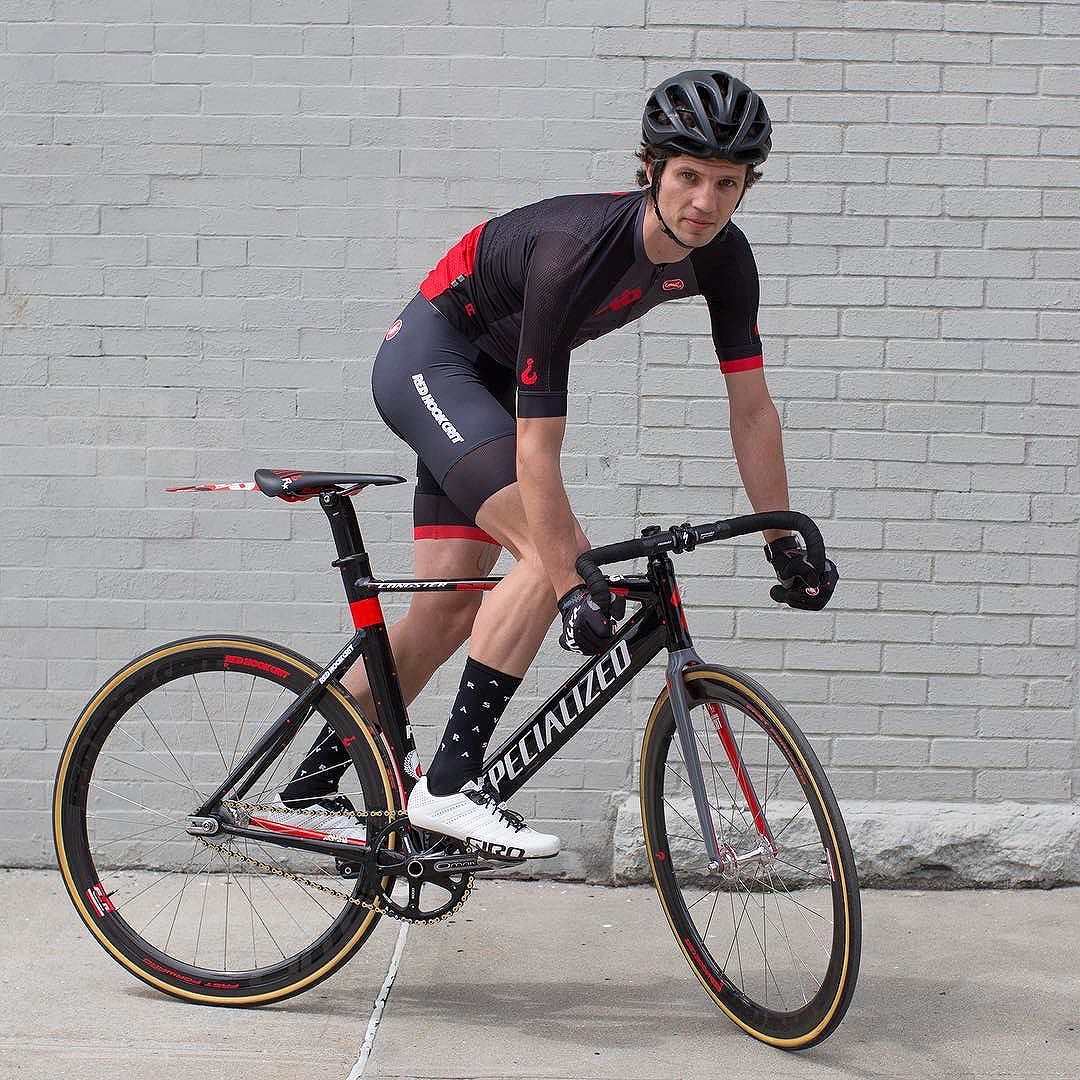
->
<box><xmin>53</xmin><ymin>468</ymin><xmax>860</xmax><ymax>1049</ymax></box>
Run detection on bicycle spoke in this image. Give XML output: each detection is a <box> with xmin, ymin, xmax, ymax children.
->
<box><xmin>192</xmin><ymin>674</ymin><xmax>230</xmax><ymax>774</ymax></box>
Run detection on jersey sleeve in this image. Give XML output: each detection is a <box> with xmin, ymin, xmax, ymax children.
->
<box><xmin>694</xmin><ymin>225</ymin><xmax>764</xmax><ymax>375</ymax></box>
<box><xmin>514</xmin><ymin>230</ymin><xmax>622</xmax><ymax>418</ymax></box>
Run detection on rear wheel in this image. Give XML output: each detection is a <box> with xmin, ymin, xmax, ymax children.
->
<box><xmin>640</xmin><ymin>666</ymin><xmax>860</xmax><ymax>1049</ymax></box>
<box><xmin>53</xmin><ymin>635</ymin><xmax>397</xmax><ymax>1005</ymax></box>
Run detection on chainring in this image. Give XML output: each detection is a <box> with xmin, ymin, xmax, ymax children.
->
<box><xmin>368</xmin><ymin>818</ymin><xmax>476</xmax><ymax>923</ymax></box>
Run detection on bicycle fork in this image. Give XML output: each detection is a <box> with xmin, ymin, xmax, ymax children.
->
<box><xmin>665</xmin><ymin>650</ymin><xmax>777</xmax><ymax>875</ymax></box>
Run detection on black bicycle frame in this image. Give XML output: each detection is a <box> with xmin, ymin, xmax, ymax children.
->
<box><xmin>200</xmin><ymin>489</ymin><xmax>746</xmax><ymax>870</ymax></box>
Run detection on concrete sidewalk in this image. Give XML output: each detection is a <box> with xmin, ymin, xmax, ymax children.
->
<box><xmin>2</xmin><ymin>869</ymin><xmax>1077</xmax><ymax>1079</ymax></box>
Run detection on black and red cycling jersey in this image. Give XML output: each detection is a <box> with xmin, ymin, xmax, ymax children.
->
<box><xmin>418</xmin><ymin>189</ymin><xmax>764</xmax><ymax>419</ymax></box>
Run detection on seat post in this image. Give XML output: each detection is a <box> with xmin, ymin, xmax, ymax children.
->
<box><xmin>320</xmin><ymin>491</ymin><xmax>373</xmax><ymax>604</ymax></box>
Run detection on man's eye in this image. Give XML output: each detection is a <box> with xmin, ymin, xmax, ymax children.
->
<box><xmin>680</xmin><ymin>171</ymin><xmax>696</xmax><ymax>181</ymax></box>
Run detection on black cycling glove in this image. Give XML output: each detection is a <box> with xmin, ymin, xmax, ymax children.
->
<box><xmin>765</xmin><ymin>536</ymin><xmax>839</xmax><ymax>611</ymax></box>
<box><xmin>558</xmin><ymin>586</ymin><xmax>616</xmax><ymax>655</ymax></box>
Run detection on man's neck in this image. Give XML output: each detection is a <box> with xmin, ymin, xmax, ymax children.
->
<box><xmin>641</xmin><ymin>201</ymin><xmax>695</xmax><ymax>265</ymax></box>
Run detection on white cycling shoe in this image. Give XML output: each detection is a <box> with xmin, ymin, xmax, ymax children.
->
<box><xmin>407</xmin><ymin>776</ymin><xmax>560</xmax><ymax>860</ymax></box>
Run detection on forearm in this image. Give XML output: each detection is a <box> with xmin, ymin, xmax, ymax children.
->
<box><xmin>729</xmin><ymin>402</ymin><xmax>792</xmax><ymax>544</ymax></box>
<box><xmin>516</xmin><ymin>454</ymin><xmax>588</xmax><ymax>598</ymax></box>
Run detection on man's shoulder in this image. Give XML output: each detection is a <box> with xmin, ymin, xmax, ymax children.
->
<box><xmin>690</xmin><ymin>221</ymin><xmax>756</xmax><ymax>271</ymax></box>
<box><xmin>495</xmin><ymin>189</ymin><xmax>644</xmax><ymax>234</ymax></box>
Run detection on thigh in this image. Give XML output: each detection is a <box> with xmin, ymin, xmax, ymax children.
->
<box><xmin>372</xmin><ymin>294</ymin><xmax>516</xmax><ymax>497</ymax></box>
<box><xmin>405</xmin><ymin>534</ymin><xmax>502</xmax><ymax>629</ymax></box>
<box><xmin>474</xmin><ymin>482</ymin><xmax>589</xmax><ymax>564</ymax></box>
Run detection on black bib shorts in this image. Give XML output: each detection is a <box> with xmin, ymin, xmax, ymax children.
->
<box><xmin>372</xmin><ymin>293</ymin><xmax>518</xmax><ymax>546</ymax></box>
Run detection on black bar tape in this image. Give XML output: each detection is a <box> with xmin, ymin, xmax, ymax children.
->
<box><xmin>575</xmin><ymin>510</ymin><xmax>827</xmax><ymax>587</ymax></box>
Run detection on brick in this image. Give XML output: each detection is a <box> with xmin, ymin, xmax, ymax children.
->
<box><xmin>833</xmin><ymin>737</ymin><xmax>929</xmax><ymax>767</ymax></box>
<box><xmin>945</xmin><ymin>65</ymin><xmax>1037</xmax><ymax>93</ymax></box>
<box><xmin>930</xmin><ymin>738</ymin><xmax>1027</xmax><ymax>769</ymax></box>
<box><xmin>845</xmin><ymin>62</ymin><xmax>941</xmax><ymax>91</ymax></box>
<box><xmin>945</xmin><ymin>3</ymin><xmax>1042</xmax><ymax>34</ymax></box>
<box><xmin>993</xmin><ymin>36</ymin><xmax>1080</xmax><ymax>65</ymax></box>
<box><xmin>698</xmin><ymin>30</ymin><xmax>795</xmax><ymax>60</ymax></box>
<box><xmin>976</xmin><ymin>770</ymin><xmax>1070</xmax><ymax>801</ymax></box>
<box><xmin>798</xmin><ymin>30</ymin><xmax>894</xmax><ymax>60</ymax></box>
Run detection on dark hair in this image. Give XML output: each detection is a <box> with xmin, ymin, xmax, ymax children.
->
<box><xmin>634</xmin><ymin>141</ymin><xmax>763</xmax><ymax>190</ymax></box>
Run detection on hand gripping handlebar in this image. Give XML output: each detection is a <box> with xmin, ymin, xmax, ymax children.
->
<box><xmin>574</xmin><ymin>511</ymin><xmax>826</xmax><ymax>612</ymax></box>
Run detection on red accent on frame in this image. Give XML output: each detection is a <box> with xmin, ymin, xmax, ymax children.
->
<box><xmin>249</xmin><ymin>816</ymin><xmax>368</xmax><ymax>847</ymax></box>
<box><xmin>414</xmin><ymin>524</ymin><xmax>501</xmax><ymax>546</ymax></box>
<box><xmin>610</xmin><ymin>585</ymin><xmax>630</xmax><ymax>597</ymax></box>
<box><xmin>455</xmin><ymin>582</ymin><xmax>498</xmax><ymax>591</ymax></box>
<box><xmin>349</xmin><ymin>597</ymin><xmax>384</xmax><ymax>629</ymax></box>
<box><xmin>419</xmin><ymin>221</ymin><xmax>487</xmax><ymax>300</ymax></box>
<box><xmin>670</xmin><ymin>585</ymin><xmax>689</xmax><ymax>632</ymax></box>
<box><xmin>707</xmin><ymin>701</ymin><xmax>775</xmax><ymax>851</ymax></box>
<box><xmin>719</xmin><ymin>354</ymin><xmax>764</xmax><ymax>374</ymax></box>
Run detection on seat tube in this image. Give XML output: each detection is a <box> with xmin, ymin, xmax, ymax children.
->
<box><xmin>319</xmin><ymin>491</ymin><xmax>418</xmax><ymax>796</ymax></box>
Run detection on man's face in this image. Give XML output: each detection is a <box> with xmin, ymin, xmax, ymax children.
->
<box><xmin>648</xmin><ymin>155</ymin><xmax>748</xmax><ymax>247</ymax></box>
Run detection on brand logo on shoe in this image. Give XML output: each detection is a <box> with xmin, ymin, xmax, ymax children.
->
<box><xmin>385</xmin><ymin>318</ymin><xmax>402</xmax><ymax>341</ymax></box>
<box><xmin>662</xmin><ymin>278</ymin><xmax>684</xmax><ymax>291</ymax></box>
<box><xmin>405</xmin><ymin>750</ymin><xmax>422</xmax><ymax>778</ymax></box>
<box><xmin>468</xmin><ymin>838</ymin><xmax>526</xmax><ymax>860</ymax></box>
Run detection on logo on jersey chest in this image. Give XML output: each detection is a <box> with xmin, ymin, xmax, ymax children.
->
<box><xmin>662</xmin><ymin>278</ymin><xmax>685</xmax><ymax>292</ymax></box>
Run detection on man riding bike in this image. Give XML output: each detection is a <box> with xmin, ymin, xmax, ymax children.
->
<box><xmin>271</xmin><ymin>70</ymin><xmax>839</xmax><ymax>857</ymax></box>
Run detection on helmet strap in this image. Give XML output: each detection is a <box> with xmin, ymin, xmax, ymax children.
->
<box><xmin>649</xmin><ymin>162</ymin><xmax>695</xmax><ymax>251</ymax></box>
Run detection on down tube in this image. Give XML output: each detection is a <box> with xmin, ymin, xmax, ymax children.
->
<box><xmin>482</xmin><ymin>607</ymin><xmax>667</xmax><ymax>803</ymax></box>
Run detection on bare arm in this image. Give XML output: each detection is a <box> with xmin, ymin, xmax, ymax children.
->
<box><xmin>516</xmin><ymin>416</ymin><xmax>589</xmax><ymax>598</ymax></box>
<box><xmin>725</xmin><ymin>367</ymin><xmax>792</xmax><ymax>544</ymax></box>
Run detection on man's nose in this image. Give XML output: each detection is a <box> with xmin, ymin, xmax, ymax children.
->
<box><xmin>693</xmin><ymin>186</ymin><xmax>722</xmax><ymax>214</ymax></box>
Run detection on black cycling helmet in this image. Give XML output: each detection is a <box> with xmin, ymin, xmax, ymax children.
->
<box><xmin>643</xmin><ymin>69</ymin><xmax>771</xmax><ymax>166</ymax></box>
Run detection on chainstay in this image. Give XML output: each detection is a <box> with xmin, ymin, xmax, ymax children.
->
<box><xmin>200</xmin><ymin>830</ymin><xmax>475</xmax><ymax>926</ymax></box>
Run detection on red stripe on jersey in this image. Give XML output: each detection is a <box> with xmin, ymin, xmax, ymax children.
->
<box><xmin>349</xmin><ymin>597</ymin><xmax>385</xmax><ymax>629</ymax></box>
<box><xmin>419</xmin><ymin>221</ymin><xmax>487</xmax><ymax>300</ymax></box>
<box><xmin>414</xmin><ymin>525</ymin><xmax>502</xmax><ymax>546</ymax></box>
<box><xmin>719</xmin><ymin>354</ymin><xmax>764</xmax><ymax>374</ymax></box>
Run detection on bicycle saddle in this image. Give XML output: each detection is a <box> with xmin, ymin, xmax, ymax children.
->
<box><xmin>254</xmin><ymin>469</ymin><xmax>407</xmax><ymax>500</ymax></box>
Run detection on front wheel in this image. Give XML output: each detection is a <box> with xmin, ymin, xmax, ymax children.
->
<box><xmin>53</xmin><ymin>635</ymin><xmax>398</xmax><ymax>1006</ymax></box>
<box><xmin>640</xmin><ymin>665</ymin><xmax>860</xmax><ymax>1049</ymax></box>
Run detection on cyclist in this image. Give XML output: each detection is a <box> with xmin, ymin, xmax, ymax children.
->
<box><xmin>273</xmin><ymin>70</ymin><xmax>838</xmax><ymax>856</ymax></box>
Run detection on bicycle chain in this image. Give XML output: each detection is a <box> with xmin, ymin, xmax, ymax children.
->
<box><xmin>205</xmin><ymin>801</ymin><xmax>474</xmax><ymax>925</ymax></box>
<box><xmin>222</xmin><ymin>798</ymin><xmax>404</xmax><ymax>822</ymax></box>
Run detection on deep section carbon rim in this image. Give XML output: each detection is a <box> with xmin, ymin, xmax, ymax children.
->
<box><xmin>642</xmin><ymin>668</ymin><xmax>860</xmax><ymax>1048</ymax></box>
<box><xmin>54</xmin><ymin>637</ymin><xmax>394</xmax><ymax>1004</ymax></box>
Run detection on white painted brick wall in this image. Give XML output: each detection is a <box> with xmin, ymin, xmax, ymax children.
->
<box><xmin>2</xmin><ymin>1</ymin><xmax>1077</xmax><ymax>875</ymax></box>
